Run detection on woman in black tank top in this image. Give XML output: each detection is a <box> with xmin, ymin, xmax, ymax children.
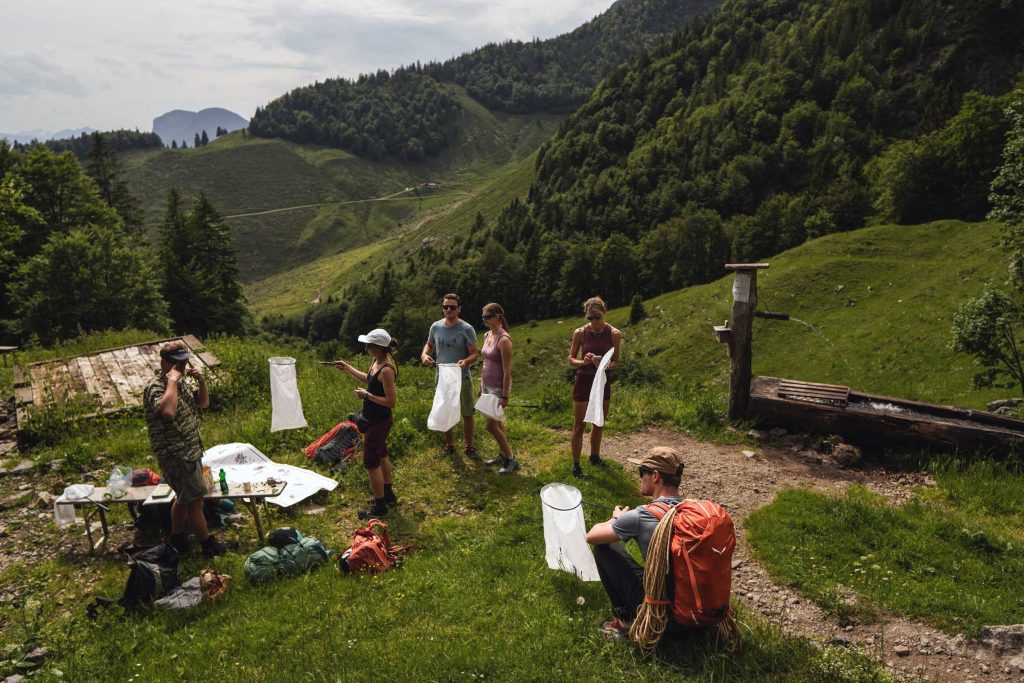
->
<box><xmin>332</xmin><ymin>327</ymin><xmax>400</xmax><ymax>520</ymax></box>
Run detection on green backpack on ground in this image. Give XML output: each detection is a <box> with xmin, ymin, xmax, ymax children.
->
<box><xmin>243</xmin><ymin>537</ymin><xmax>331</xmax><ymax>584</ymax></box>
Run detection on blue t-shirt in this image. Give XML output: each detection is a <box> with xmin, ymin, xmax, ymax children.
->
<box><xmin>611</xmin><ymin>496</ymin><xmax>681</xmax><ymax>560</ymax></box>
<box><xmin>428</xmin><ymin>319</ymin><xmax>477</xmax><ymax>379</ymax></box>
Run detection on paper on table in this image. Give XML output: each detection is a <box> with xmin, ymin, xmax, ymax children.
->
<box><xmin>200</xmin><ymin>443</ymin><xmax>337</xmax><ymax>508</ymax></box>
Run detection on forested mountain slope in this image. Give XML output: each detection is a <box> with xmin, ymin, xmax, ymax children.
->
<box><xmin>249</xmin><ymin>0</ymin><xmax>721</xmax><ymax>158</ymax></box>
<box><xmin>386</xmin><ymin>0</ymin><xmax>1024</xmax><ymax>322</ymax></box>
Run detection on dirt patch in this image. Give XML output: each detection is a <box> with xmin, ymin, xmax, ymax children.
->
<box><xmin>600</xmin><ymin>428</ymin><xmax>1022</xmax><ymax>683</ymax></box>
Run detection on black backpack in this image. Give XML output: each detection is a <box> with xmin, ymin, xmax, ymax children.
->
<box><xmin>88</xmin><ymin>544</ymin><xmax>181</xmax><ymax>617</ymax></box>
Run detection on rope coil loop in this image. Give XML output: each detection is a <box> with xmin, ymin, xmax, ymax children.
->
<box><xmin>629</xmin><ymin>503</ymin><xmax>677</xmax><ymax>652</ymax></box>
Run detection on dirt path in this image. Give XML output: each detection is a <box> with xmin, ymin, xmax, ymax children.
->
<box><xmin>599</xmin><ymin>428</ymin><xmax>1021</xmax><ymax>683</ymax></box>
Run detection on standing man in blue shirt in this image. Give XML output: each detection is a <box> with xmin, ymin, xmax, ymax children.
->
<box><xmin>421</xmin><ymin>293</ymin><xmax>480</xmax><ymax>458</ymax></box>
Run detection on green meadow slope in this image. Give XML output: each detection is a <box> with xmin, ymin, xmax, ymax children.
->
<box><xmin>123</xmin><ymin>89</ymin><xmax>560</xmax><ymax>283</ymax></box>
<box><xmin>514</xmin><ymin>219</ymin><xmax>1008</xmax><ymax>409</ymax></box>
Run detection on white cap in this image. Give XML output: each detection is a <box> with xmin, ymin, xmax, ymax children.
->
<box><xmin>357</xmin><ymin>328</ymin><xmax>392</xmax><ymax>347</ymax></box>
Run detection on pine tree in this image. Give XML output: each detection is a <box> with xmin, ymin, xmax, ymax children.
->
<box><xmin>194</xmin><ymin>133</ymin><xmax>201</xmax><ymax>148</ymax></box>
<box><xmin>201</xmin><ymin>130</ymin><xmax>209</xmax><ymax>146</ymax></box>
<box><xmin>85</xmin><ymin>132</ymin><xmax>143</xmax><ymax>234</ymax></box>
<box><xmin>182</xmin><ymin>140</ymin><xmax>188</xmax><ymax>149</ymax></box>
<box><xmin>171</xmin><ymin>140</ymin><xmax>177</xmax><ymax>149</ymax></box>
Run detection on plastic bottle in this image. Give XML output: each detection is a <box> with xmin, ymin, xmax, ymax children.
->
<box><xmin>218</xmin><ymin>468</ymin><xmax>229</xmax><ymax>494</ymax></box>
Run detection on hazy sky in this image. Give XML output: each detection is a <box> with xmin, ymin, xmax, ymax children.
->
<box><xmin>0</xmin><ymin>0</ymin><xmax>614</xmax><ymax>133</ymax></box>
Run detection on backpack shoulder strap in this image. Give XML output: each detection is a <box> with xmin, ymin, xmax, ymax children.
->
<box><xmin>645</xmin><ymin>501</ymin><xmax>672</xmax><ymax>520</ymax></box>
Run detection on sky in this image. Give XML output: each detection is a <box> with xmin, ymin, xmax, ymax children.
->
<box><xmin>0</xmin><ymin>0</ymin><xmax>615</xmax><ymax>134</ymax></box>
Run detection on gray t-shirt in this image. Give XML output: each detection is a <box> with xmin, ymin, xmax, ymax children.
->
<box><xmin>611</xmin><ymin>496</ymin><xmax>681</xmax><ymax>559</ymax></box>
<box><xmin>428</xmin><ymin>319</ymin><xmax>477</xmax><ymax>379</ymax></box>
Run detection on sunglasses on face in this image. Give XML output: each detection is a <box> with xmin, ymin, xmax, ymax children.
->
<box><xmin>482</xmin><ymin>313</ymin><xmax>495</xmax><ymax>320</ymax></box>
<box><xmin>639</xmin><ymin>467</ymin><xmax>654</xmax><ymax>477</ymax></box>
<box><xmin>586</xmin><ymin>314</ymin><xmax>603</xmax><ymax>321</ymax></box>
<box><xmin>442</xmin><ymin>305</ymin><xmax>458</xmax><ymax>311</ymax></box>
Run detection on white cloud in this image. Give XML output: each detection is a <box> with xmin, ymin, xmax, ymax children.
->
<box><xmin>0</xmin><ymin>0</ymin><xmax>613</xmax><ymax>132</ymax></box>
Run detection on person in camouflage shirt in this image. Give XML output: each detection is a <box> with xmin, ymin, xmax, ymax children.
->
<box><xmin>143</xmin><ymin>340</ymin><xmax>225</xmax><ymax>557</ymax></box>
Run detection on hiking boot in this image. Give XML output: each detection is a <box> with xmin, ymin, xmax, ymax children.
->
<box><xmin>437</xmin><ymin>445</ymin><xmax>456</xmax><ymax>458</ymax></box>
<box><xmin>589</xmin><ymin>453</ymin><xmax>606</xmax><ymax>467</ymax></box>
<box><xmin>170</xmin><ymin>533</ymin><xmax>192</xmax><ymax>554</ymax></box>
<box><xmin>572</xmin><ymin>464</ymin><xmax>587</xmax><ymax>479</ymax></box>
<box><xmin>200</xmin><ymin>536</ymin><xmax>233</xmax><ymax>558</ymax></box>
<box><xmin>366</xmin><ymin>495</ymin><xmax>400</xmax><ymax>508</ymax></box>
<box><xmin>484</xmin><ymin>454</ymin><xmax>504</xmax><ymax>466</ymax></box>
<box><xmin>358</xmin><ymin>503</ymin><xmax>388</xmax><ymax>520</ymax></box>
<box><xmin>601</xmin><ymin>616</ymin><xmax>630</xmax><ymax>640</ymax></box>
<box><xmin>464</xmin><ymin>445</ymin><xmax>480</xmax><ymax>460</ymax></box>
<box><xmin>498</xmin><ymin>457</ymin><xmax>519</xmax><ymax>475</ymax></box>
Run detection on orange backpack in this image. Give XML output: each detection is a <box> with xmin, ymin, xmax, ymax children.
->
<box><xmin>339</xmin><ymin>519</ymin><xmax>409</xmax><ymax>574</ymax></box>
<box><xmin>646</xmin><ymin>500</ymin><xmax>735</xmax><ymax>627</ymax></box>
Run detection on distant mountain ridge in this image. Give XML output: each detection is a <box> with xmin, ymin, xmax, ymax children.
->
<box><xmin>0</xmin><ymin>127</ymin><xmax>95</xmax><ymax>145</ymax></box>
<box><xmin>153</xmin><ymin>108</ymin><xmax>248</xmax><ymax>147</ymax></box>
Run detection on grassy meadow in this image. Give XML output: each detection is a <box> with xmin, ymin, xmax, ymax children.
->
<box><xmin>3</xmin><ymin>218</ymin><xmax>1021</xmax><ymax>681</ymax></box>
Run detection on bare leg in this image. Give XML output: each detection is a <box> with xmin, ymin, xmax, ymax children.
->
<box><xmin>380</xmin><ymin>456</ymin><xmax>392</xmax><ymax>485</ymax></box>
<box><xmin>444</xmin><ymin>427</ymin><xmax>455</xmax><ymax>448</ymax></box>
<box><xmin>463</xmin><ymin>414</ymin><xmax>474</xmax><ymax>448</ymax></box>
<box><xmin>185</xmin><ymin>498</ymin><xmax>210</xmax><ymax>542</ymax></box>
<box><xmin>589</xmin><ymin>400</ymin><xmax>610</xmax><ymax>457</ymax></box>
<box><xmin>571</xmin><ymin>401</ymin><xmax>588</xmax><ymax>465</ymax></box>
<box><xmin>486</xmin><ymin>417</ymin><xmax>513</xmax><ymax>455</ymax></box>
<box><xmin>367</xmin><ymin>466</ymin><xmax>385</xmax><ymax>498</ymax></box>
<box><xmin>170</xmin><ymin>498</ymin><xmax>188</xmax><ymax>535</ymax></box>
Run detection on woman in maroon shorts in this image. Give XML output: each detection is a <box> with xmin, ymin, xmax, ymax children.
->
<box><xmin>568</xmin><ymin>297</ymin><xmax>621</xmax><ymax>478</ymax></box>
<box><xmin>332</xmin><ymin>328</ymin><xmax>399</xmax><ymax>519</ymax></box>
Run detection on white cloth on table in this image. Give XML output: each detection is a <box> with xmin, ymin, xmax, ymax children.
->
<box><xmin>427</xmin><ymin>363</ymin><xmax>462</xmax><ymax>432</ymax></box>
<box><xmin>269</xmin><ymin>357</ymin><xmax>308</xmax><ymax>432</ymax></box>
<box><xmin>540</xmin><ymin>483</ymin><xmax>600</xmax><ymax>581</ymax></box>
<box><xmin>201</xmin><ymin>443</ymin><xmax>337</xmax><ymax>508</ymax></box>
<box><xmin>583</xmin><ymin>347</ymin><xmax>615</xmax><ymax>427</ymax></box>
<box><xmin>54</xmin><ymin>484</ymin><xmax>96</xmax><ymax>528</ymax></box>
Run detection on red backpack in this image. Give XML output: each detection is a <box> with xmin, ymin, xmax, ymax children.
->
<box><xmin>339</xmin><ymin>519</ymin><xmax>409</xmax><ymax>574</ymax></box>
<box><xmin>646</xmin><ymin>500</ymin><xmax>735</xmax><ymax>627</ymax></box>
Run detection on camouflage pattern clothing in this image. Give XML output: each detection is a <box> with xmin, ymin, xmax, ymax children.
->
<box><xmin>143</xmin><ymin>371</ymin><xmax>204</xmax><ymax>465</ymax></box>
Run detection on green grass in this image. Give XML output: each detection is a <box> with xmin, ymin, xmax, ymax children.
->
<box><xmin>746</xmin><ymin>462</ymin><xmax>1024</xmax><ymax>636</ymax></box>
<box><xmin>123</xmin><ymin>89</ymin><xmax>559</xmax><ymax>285</ymax></box>
<box><xmin>510</xmin><ymin>220</ymin><xmax>1009</xmax><ymax>408</ymax></box>
<box><xmin>0</xmin><ymin>335</ymin><xmax>896</xmax><ymax>682</ymax></box>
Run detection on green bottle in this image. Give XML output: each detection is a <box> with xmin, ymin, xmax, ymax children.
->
<box><xmin>218</xmin><ymin>468</ymin><xmax>228</xmax><ymax>494</ymax></box>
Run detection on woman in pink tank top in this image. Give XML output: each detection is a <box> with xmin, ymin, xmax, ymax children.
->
<box><xmin>568</xmin><ymin>296</ymin><xmax>621</xmax><ymax>478</ymax></box>
<box><xmin>479</xmin><ymin>302</ymin><xmax>518</xmax><ymax>474</ymax></box>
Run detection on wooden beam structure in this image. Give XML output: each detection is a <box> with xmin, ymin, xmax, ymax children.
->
<box><xmin>715</xmin><ymin>263</ymin><xmax>770</xmax><ymax>421</ymax></box>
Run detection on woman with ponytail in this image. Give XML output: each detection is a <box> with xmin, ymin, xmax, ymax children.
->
<box><xmin>479</xmin><ymin>303</ymin><xmax>518</xmax><ymax>474</ymax></box>
<box><xmin>332</xmin><ymin>328</ymin><xmax>399</xmax><ymax>519</ymax></box>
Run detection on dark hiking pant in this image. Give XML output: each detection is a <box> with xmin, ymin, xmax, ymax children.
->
<box><xmin>594</xmin><ymin>542</ymin><xmax>645</xmax><ymax>622</ymax></box>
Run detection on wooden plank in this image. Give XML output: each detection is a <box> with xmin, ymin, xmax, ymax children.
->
<box><xmin>182</xmin><ymin>334</ymin><xmax>204</xmax><ymax>351</ymax></box>
<box><xmin>98</xmin><ymin>352</ymin><xmax>135</xmax><ymax>406</ymax></box>
<box><xmin>137</xmin><ymin>343</ymin><xmax>161</xmax><ymax>367</ymax></box>
<box><xmin>65</xmin><ymin>357</ymin><xmax>89</xmax><ymax>396</ymax></box>
<box><xmin>28</xmin><ymin>364</ymin><xmax>50</xmax><ymax>407</ymax></box>
<box><xmin>15</xmin><ymin>385</ymin><xmax>33</xmax><ymax>406</ymax></box>
<box><xmin>75</xmin><ymin>357</ymin><xmax>105</xmax><ymax>406</ymax></box>
<box><xmin>198</xmin><ymin>351</ymin><xmax>220</xmax><ymax>368</ymax></box>
<box><xmin>111</xmin><ymin>349</ymin><xmax>146</xmax><ymax>403</ymax></box>
<box><xmin>88</xmin><ymin>354</ymin><xmax>122</xmax><ymax>409</ymax></box>
<box><xmin>125</xmin><ymin>346</ymin><xmax>154</xmax><ymax>385</ymax></box>
<box><xmin>13</xmin><ymin>365</ymin><xmax>30</xmax><ymax>387</ymax></box>
<box><xmin>50</xmin><ymin>362</ymin><xmax>76</xmax><ymax>408</ymax></box>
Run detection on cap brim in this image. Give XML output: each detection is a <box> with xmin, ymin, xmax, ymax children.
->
<box><xmin>166</xmin><ymin>351</ymin><xmax>190</xmax><ymax>361</ymax></box>
<box><xmin>626</xmin><ymin>458</ymin><xmax>644</xmax><ymax>466</ymax></box>
<box><xmin>356</xmin><ymin>335</ymin><xmax>370</xmax><ymax>343</ymax></box>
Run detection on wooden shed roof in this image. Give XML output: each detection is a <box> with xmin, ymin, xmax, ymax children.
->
<box><xmin>12</xmin><ymin>335</ymin><xmax>219</xmax><ymax>428</ymax></box>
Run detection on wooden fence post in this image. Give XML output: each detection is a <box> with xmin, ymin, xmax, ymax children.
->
<box><xmin>720</xmin><ymin>263</ymin><xmax>769</xmax><ymax>421</ymax></box>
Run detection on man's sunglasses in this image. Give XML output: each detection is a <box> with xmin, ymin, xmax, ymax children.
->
<box><xmin>442</xmin><ymin>304</ymin><xmax>459</xmax><ymax>310</ymax></box>
<box><xmin>639</xmin><ymin>467</ymin><xmax>654</xmax><ymax>477</ymax></box>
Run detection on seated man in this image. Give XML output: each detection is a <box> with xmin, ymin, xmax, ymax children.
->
<box><xmin>585</xmin><ymin>446</ymin><xmax>684</xmax><ymax>638</ymax></box>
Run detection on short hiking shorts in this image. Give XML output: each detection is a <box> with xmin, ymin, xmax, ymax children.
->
<box><xmin>459</xmin><ymin>377</ymin><xmax>475</xmax><ymax>417</ymax></box>
<box><xmin>159</xmin><ymin>457</ymin><xmax>207</xmax><ymax>503</ymax></box>
<box><xmin>363</xmin><ymin>415</ymin><xmax>394</xmax><ymax>470</ymax></box>
<box><xmin>573</xmin><ymin>371</ymin><xmax>611</xmax><ymax>404</ymax></box>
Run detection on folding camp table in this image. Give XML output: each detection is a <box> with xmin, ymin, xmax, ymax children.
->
<box><xmin>142</xmin><ymin>482</ymin><xmax>287</xmax><ymax>544</ymax></box>
<box><xmin>55</xmin><ymin>485</ymin><xmax>157</xmax><ymax>553</ymax></box>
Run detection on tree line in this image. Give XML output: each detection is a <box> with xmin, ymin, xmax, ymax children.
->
<box><xmin>0</xmin><ymin>134</ymin><xmax>246</xmax><ymax>346</ymax></box>
<box><xmin>14</xmin><ymin>128</ymin><xmax>162</xmax><ymax>159</ymax></box>
<box><xmin>248</xmin><ymin>0</ymin><xmax>721</xmax><ymax>160</ymax></box>
<box><xmin>262</xmin><ymin>0</ymin><xmax>1024</xmax><ymax>352</ymax></box>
